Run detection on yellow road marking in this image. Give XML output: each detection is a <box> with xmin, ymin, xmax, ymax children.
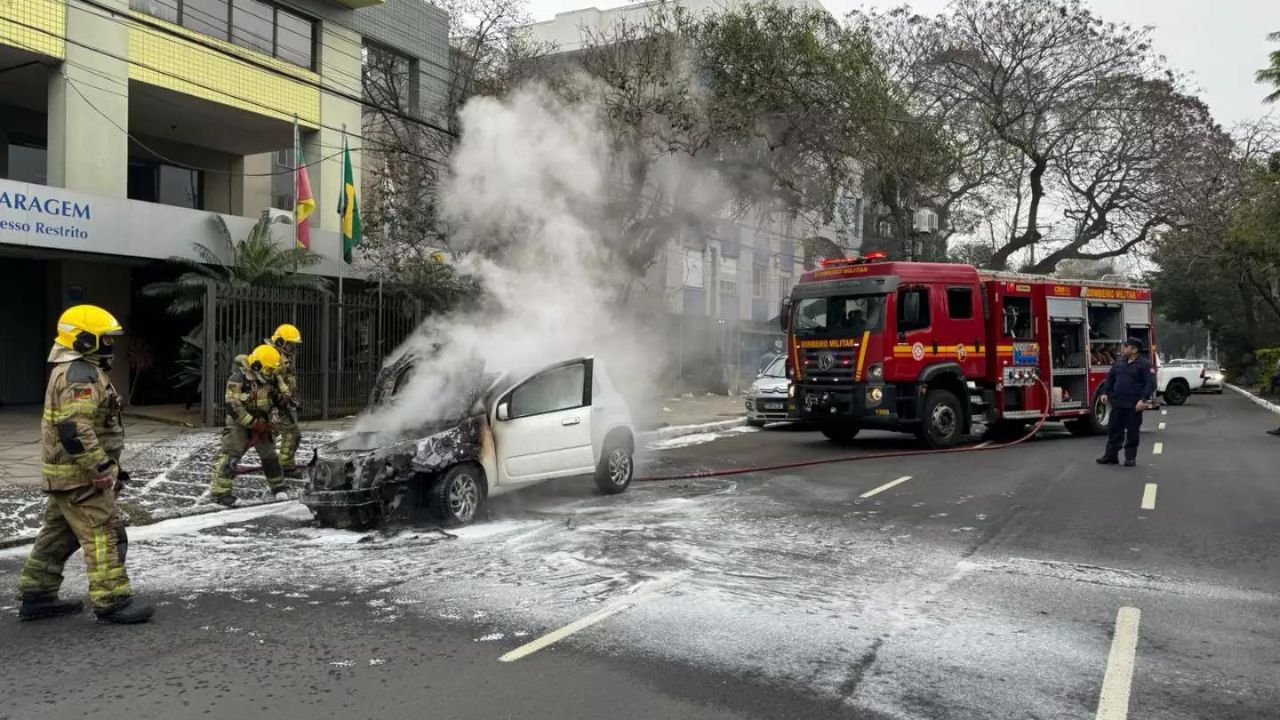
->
<box><xmin>1152</xmin><ymin>442</ymin><xmax>1163</xmax><ymax>455</ymax></box>
<box><xmin>499</xmin><ymin>576</ymin><xmax>682</xmax><ymax>662</ymax></box>
<box><xmin>860</xmin><ymin>475</ymin><xmax>913</xmax><ymax>499</ymax></box>
<box><xmin>1140</xmin><ymin>484</ymin><xmax>1157</xmax><ymax>511</ymax></box>
<box><xmin>1095</xmin><ymin>607</ymin><xmax>1142</xmax><ymax>720</ymax></box>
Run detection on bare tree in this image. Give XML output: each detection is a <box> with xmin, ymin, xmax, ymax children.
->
<box><xmin>930</xmin><ymin>0</ymin><xmax>1154</xmax><ymax>270</ymax></box>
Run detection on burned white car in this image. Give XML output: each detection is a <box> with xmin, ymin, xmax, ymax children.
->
<box><xmin>301</xmin><ymin>355</ymin><xmax>636</xmax><ymax>529</ymax></box>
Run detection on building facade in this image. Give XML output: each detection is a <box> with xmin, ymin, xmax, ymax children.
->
<box><xmin>0</xmin><ymin>0</ymin><xmax>448</xmax><ymax>404</ymax></box>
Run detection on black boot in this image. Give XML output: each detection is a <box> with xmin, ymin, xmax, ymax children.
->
<box><xmin>210</xmin><ymin>493</ymin><xmax>238</xmax><ymax>508</ymax></box>
<box><xmin>95</xmin><ymin>598</ymin><xmax>155</xmax><ymax>625</ymax></box>
<box><xmin>18</xmin><ymin>592</ymin><xmax>85</xmax><ymax>621</ymax></box>
<box><xmin>1267</xmin><ymin>428</ymin><xmax>1280</xmax><ymax>437</ymax></box>
<box><xmin>1096</xmin><ymin>456</ymin><xmax>1119</xmax><ymax>465</ymax></box>
<box><xmin>1124</xmin><ymin>458</ymin><xmax>1137</xmax><ymax>467</ymax></box>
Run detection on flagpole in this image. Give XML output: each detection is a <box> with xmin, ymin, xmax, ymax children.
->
<box><xmin>337</xmin><ymin>125</ymin><xmax>346</xmax><ymax>405</ymax></box>
<box><xmin>292</xmin><ymin>114</ymin><xmax>299</xmax><ymax>226</ymax></box>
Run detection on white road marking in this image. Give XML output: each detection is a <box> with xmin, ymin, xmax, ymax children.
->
<box><xmin>1140</xmin><ymin>484</ymin><xmax>1158</xmax><ymax>511</ymax></box>
<box><xmin>1161</xmin><ymin>409</ymin><xmax>1167</xmax><ymax>416</ymax></box>
<box><xmin>1157</xmin><ymin>422</ymin><xmax>1166</xmax><ymax>431</ymax></box>
<box><xmin>860</xmin><ymin>475</ymin><xmax>913</xmax><ymax>499</ymax></box>
<box><xmin>1152</xmin><ymin>442</ymin><xmax>1163</xmax><ymax>455</ymax></box>
<box><xmin>499</xmin><ymin>575</ymin><xmax>683</xmax><ymax>662</ymax></box>
<box><xmin>1095</xmin><ymin>606</ymin><xmax>1142</xmax><ymax>720</ymax></box>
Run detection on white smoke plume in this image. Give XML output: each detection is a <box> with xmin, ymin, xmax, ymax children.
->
<box><xmin>354</xmin><ymin>84</ymin><xmax>670</xmax><ymax>438</ymax></box>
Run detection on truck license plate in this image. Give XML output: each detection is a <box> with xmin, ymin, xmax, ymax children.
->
<box><xmin>761</xmin><ymin>402</ymin><xmax>783</xmax><ymax>410</ymax></box>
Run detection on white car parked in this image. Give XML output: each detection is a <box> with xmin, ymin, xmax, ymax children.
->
<box><xmin>746</xmin><ymin>355</ymin><xmax>793</xmax><ymax>426</ymax></box>
<box><xmin>1166</xmin><ymin>358</ymin><xmax>1224</xmax><ymax>394</ymax></box>
<box><xmin>303</xmin><ymin>355</ymin><xmax>636</xmax><ymax>529</ymax></box>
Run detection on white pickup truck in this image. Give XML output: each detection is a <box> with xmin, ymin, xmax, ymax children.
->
<box><xmin>1156</xmin><ymin>359</ymin><xmax>1206</xmax><ymax>406</ymax></box>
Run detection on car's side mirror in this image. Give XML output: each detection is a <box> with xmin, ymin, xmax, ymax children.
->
<box><xmin>496</xmin><ymin>402</ymin><xmax>511</xmax><ymax>421</ymax></box>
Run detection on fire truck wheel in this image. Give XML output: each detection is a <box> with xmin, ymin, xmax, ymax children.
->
<box><xmin>919</xmin><ymin>388</ymin><xmax>963</xmax><ymax>449</ymax></box>
<box><xmin>820</xmin><ymin>424</ymin><xmax>861</xmax><ymax>443</ymax></box>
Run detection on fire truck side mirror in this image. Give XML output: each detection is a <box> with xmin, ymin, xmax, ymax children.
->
<box><xmin>779</xmin><ymin>297</ymin><xmax>792</xmax><ymax>332</ymax></box>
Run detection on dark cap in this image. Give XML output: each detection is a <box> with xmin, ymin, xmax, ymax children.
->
<box><xmin>1122</xmin><ymin>337</ymin><xmax>1146</xmax><ymax>352</ymax></box>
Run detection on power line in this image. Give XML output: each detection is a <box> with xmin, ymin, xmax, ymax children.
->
<box><xmin>2</xmin><ymin>4</ymin><xmax>458</xmax><ymax>141</ymax></box>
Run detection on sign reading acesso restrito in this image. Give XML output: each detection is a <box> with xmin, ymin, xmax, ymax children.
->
<box><xmin>0</xmin><ymin>189</ymin><xmax>91</xmax><ymax>239</ymax></box>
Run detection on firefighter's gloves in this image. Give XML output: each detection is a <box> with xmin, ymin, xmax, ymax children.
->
<box><xmin>114</xmin><ymin>470</ymin><xmax>130</xmax><ymax>494</ymax></box>
<box><xmin>92</xmin><ymin>460</ymin><xmax>119</xmax><ymax>490</ymax></box>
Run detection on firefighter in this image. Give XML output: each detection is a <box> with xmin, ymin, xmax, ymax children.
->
<box><xmin>208</xmin><ymin>344</ymin><xmax>288</xmax><ymax>507</ymax></box>
<box><xmin>16</xmin><ymin>305</ymin><xmax>154</xmax><ymax>624</ymax></box>
<box><xmin>1096</xmin><ymin>337</ymin><xmax>1156</xmax><ymax>468</ymax></box>
<box><xmin>267</xmin><ymin>324</ymin><xmax>303</xmax><ymax>476</ymax></box>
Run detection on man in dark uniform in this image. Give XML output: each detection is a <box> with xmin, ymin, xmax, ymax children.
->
<box><xmin>1096</xmin><ymin>338</ymin><xmax>1157</xmax><ymax>467</ymax></box>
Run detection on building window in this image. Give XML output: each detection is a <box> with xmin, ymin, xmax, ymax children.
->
<box><xmin>752</xmin><ymin>265</ymin><xmax>765</xmax><ymax>299</ymax></box>
<box><xmin>128</xmin><ymin>159</ymin><xmax>201</xmax><ymax>209</ymax></box>
<box><xmin>6</xmin><ymin>137</ymin><xmax>47</xmax><ymax>184</ymax></box>
<box><xmin>275</xmin><ymin>8</ymin><xmax>314</xmax><ymax>69</ymax></box>
<box><xmin>683</xmin><ymin>248</ymin><xmax>704</xmax><ymax>288</ymax></box>
<box><xmin>181</xmin><ymin>0</ymin><xmax>229</xmax><ymax>40</ymax></box>
<box><xmin>778</xmin><ymin>274</ymin><xmax>791</xmax><ymax>300</ymax></box>
<box><xmin>130</xmin><ymin>0</ymin><xmax>314</xmax><ymax>69</ymax></box>
<box><xmin>231</xmin><ymin>0</ymin><xmax>274</xmax><ymax>55</ymax></box>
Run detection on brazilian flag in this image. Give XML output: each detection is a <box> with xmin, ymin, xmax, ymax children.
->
<box><xmin>337</xmin><ymin>138</ymin><xmax>362</xmax><ymax>263</ymax></box>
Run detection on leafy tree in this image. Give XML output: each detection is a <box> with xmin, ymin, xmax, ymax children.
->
<box><xmin>1258</xmin><ymin>31</ymin><xmax>1280</xmax><ymax>103</ymax></box>
<box><xmin>141</xmin><ymin>210</ymin><xmax>329</xmax><ymax>315</ymax></box>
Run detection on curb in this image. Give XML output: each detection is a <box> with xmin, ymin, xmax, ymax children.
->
<box><xmin>638</xmin><ymin>417</ymin><xmax>748</xmax><ymax>443</ymax></box>
<box><xmin>1226</xmin><ymin>383</ymin><xmax>1280</xmax><ymax>415</ymax></box>
<box><xmin>0</xmin><ymin>496</ymin><xmax>295</xmax><ymax>551</ymax></box>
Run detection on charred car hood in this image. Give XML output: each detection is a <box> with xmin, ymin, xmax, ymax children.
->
<box><xmin>310</xmin><ymin>415</ymin><xmax>486</xmax><ymax>492</ymax></box>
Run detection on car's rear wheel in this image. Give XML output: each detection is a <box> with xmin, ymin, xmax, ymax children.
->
<box><xmin>430</xmin><ymin>464</ymin><xmax>485</xmax><ymax>527</ymax></box>
<box><xmin>1164</xmin><ymin>380</ymin><xmax>1190</xmax><ymax>406</ymax></box>
<box><xmin>595</xmin><ymin>436</ymin><xmax>634</xmax><ymax>495</ymax></box>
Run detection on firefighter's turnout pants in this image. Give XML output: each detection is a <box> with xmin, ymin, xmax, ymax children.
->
<box><xmin>210</xmin><ymin>426</ymin><xmax>285</xmax><ymax>496</ymax></box>
<box><xmin>18</xmin><ymin>489</ymin><xmax>131</xmax><ymax>609</ymax></box>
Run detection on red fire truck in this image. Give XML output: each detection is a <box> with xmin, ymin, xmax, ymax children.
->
<box><xmin>780</xmin><ymin>254</ymin><xmax>1156</xmax><ymax>448</ymax></box>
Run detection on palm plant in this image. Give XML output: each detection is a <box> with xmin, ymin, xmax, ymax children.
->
<box><xmin>141</xmin><ymin>209</ymin><xmax>330</xmax><ymax>315</ymax></box>
<box><xmin>1260</xmin><ymin>31</ymin><xmax>1280</xmax><ymax>104</ymax></box>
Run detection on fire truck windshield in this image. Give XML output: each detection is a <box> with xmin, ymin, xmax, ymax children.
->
<box><xmin>793</xmin><ymin>295</ymin><xmax>887</xmax><ymax>336</ymax></box>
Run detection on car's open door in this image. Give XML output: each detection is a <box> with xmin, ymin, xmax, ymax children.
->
<box><xmin>490</xmin><ymin>358</ymin><xmax>596</xmax><ymax>486</ymax></box>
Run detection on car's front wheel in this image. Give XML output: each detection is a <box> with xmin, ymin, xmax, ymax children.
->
<box><xmin>430</xmin><ymin>464</ymin><xmax>485</xmax><ymax>527</ymax></box>
<box><xmin>595</xmin><ymin>436</ymin><xmax>634</xmax><ymax>495</ymax></box>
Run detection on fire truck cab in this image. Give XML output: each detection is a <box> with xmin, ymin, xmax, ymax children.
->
<box><xmin>781</xmin><ymin>255</ymin><xmax>1155</xmax><ymax>448</ymax></box>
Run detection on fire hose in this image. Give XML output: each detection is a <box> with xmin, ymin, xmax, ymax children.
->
<box><xmin>234</xmin><ymin>380</ymin><xmax>1065</xmax><ymax>482</ymax></box>
<box><xmin>631</xmin><ymin>377</ymin><xmax>1056</xmax><ymax>483</ymax></box>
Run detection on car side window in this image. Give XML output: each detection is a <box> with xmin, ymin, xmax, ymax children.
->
<box><xmin>509</xmin><ymin>363</ymin><xmax>587</xmax><ymax>419</ymax></box>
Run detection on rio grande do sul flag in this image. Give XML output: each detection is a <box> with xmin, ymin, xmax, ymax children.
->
<box><xmin>293</xmin><ymin>128</ymin><xmax>315</xmax><ymax>249</ymax></box>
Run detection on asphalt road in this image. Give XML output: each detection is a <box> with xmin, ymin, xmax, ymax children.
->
<box><xmin>1</xmin><ymin>390</ymin><xmax>1278</xmax><ymax>719</ymax></box>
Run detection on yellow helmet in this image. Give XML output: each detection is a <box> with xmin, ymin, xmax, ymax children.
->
<box><xmin>55</xmin><ymin>305</ymin><xmax>123</xmax><ymax>355</ymax></box>
<box><xmin>246</xmin><ymin>344</ymin><xmax>283</xmax><ymax>375</ymax></box>
<box><xmin>271</xmin><ymin>323</ymin><xmax>302</xmax><ymax>346</ymax></box>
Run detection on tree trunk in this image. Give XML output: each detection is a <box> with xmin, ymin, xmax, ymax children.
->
<box><xmin>988</xmin><ymin>156</ymin><xmax>1047</xmax><ymax>270</ymax></box>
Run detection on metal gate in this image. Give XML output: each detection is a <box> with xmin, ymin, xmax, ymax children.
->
<box><xmin>201</xmin><ymin>284</ymin><xmax>421</xmax><ymax>426</ymax></box>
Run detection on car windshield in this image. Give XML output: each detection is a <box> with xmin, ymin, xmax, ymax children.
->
<box><xmin>762</xmin><ymin>356</ymin><xmax>786</xmax><ymax>378</ymax></box>
<box><xmin>793</xmin><ymin>294</ymin><xmax>887</xmax><ymax>336</ymax></box>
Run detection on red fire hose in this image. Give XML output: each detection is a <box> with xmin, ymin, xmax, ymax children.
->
<box><xmin>632</xmin><ymin>378</ymin><xmax>1054</xmax><ymax>482</ymax></box>
<box><xmin>234</xmin><ymin>380</ymin><xmax>1057</xmax><ymax>482</ymax></box>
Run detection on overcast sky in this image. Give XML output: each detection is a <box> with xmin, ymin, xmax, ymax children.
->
<box><xmin>523</xmin><ymin>0</ymin><xmax>1280</xmax><ymax>128</ymax></box>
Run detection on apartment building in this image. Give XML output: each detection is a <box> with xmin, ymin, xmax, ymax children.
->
<box><xmin>0</xmin><ymin>0</ymin><xmax>448</xmax><ymax>404</ymax></box>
